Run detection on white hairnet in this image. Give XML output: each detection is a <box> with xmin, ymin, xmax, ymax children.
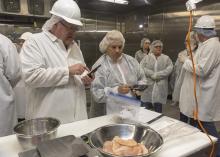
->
<box><xmin>140</xmin><ymin>38</ymin><xmax>151</xmax><ymax>48</ymax></box>
<box><xmin>194</xmin><ymin>28</ymin><xmax>217</xmax><ymax>37</ymax></box>
<box><xmin>150</xmin><ymin>40</ymin><xmax>163</xmax><ymax>53</ymax></box>
<box><xmin>151</xmin><ymin>40</ymin><xmax>163</xmax><ymax>47</ymax></box>
<box><xmin>99</xmin><ymin>30</ymin><xmax>125</xmax><ymax>53</ymax></box>
<box><xmin>19</xmin><ymin>32</ymin><xmax>33</xmax><ymax>40</ymax></box>
<box><xmin>42</xmin><ymin>15</ymin><xmax>63</xmax><ymax>31</ymax></box>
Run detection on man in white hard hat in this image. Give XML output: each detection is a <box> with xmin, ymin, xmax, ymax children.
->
<box><xmin>178</xmin><ymin>15</ymin><xmax>220</xmax><ymax>157</ymax></box>
<box><xmin>0</xmin><ymin>33</ymin><xmax>21</xmax><ymax>137</ymax></box>
<box><xmin>20</xmin><ymin>0</ymin><xmax>93</xmax><ymax>124</ymax></box>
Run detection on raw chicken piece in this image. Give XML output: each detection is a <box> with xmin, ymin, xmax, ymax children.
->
<box><xmin>102</xmin><ymin>136</ymin><xmax>149</xmax><ymax>156</ymax></box>
<box><xmin>114</xmin><ymin>137</ymin><xmax>137</xmax><ymax>147</ymax></box>
<box><xmin>103</xmin><ymin>141</ymin><xmax>113</xmax><ymax>154</ymax></box>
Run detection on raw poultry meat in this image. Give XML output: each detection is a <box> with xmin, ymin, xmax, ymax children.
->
<box><xmin>102</xmin><ymin>136</ymin><xmax>148</xmax><ymax>156</ymax></box>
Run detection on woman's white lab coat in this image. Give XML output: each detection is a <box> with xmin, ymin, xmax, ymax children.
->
<box><xmin>140</xmin><ymin>53</ymin><xmax>173</xmax><ymax>104</ymax></box>
<box><xmin>20</xmin><ymin>31</ymin><xmax>88</xmax><ymax>124</ymax></box>
<box><xmin>179</xmin><ymin>37</ymin><xmax>220</xmax><ymax>121</ymax></box>
<box><xmin>0</xmin><ymin>34</ymin><xmax>21</xmax><ymax>136</ymax></box>
<box><xmin>90</xmin><ymin>54</ymin><xmax>146</xmax><ymax>103</ymax></box>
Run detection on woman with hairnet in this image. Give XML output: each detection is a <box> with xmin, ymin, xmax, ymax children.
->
<box><xmin>170</xmin><ymin>31</ymin><xmax>198</xmax><ymax>107</ymax></box>
<box><xmin>90</xmin><ymin>30</ymin><xmax>146</xmax><ymax>117</ymax></box>
<box><xmin>178</xmin><ymin>15</ymin><xmax>220</xmax><ymax>157</ymax></box>
<box><xmin>135</xmin><ymin>38</ymin><xmax>151</xmax><ymax>63</ymax></box>
<box><xmin>20</xmin><ymin>0</ymin><xmax>93</xmax><ymax>124</ymax></box>
<box><xmin>140</xmin><ymin>40</ymin><xmax>173</xmax><ymax>113</ymax></box>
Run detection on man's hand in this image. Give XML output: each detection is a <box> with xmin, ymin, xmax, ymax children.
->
<box><xmin>68</xmin><ymin>63</ymin><xmax>89</xmax><ymax>75</ymax></box>
<box><xmin>81</xmin><ymin>75</ymin><xmax>94</xmax><ymax>86</ymax></box>
<box><xmin>118</xmin><ymin>85</ymin><xmax>130</xmax><ymax>94</ymax></box>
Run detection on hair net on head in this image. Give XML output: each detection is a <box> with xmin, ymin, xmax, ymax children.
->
<box><xmin>151</xmin><ymin>40</ymin><xmax>163</xmax><ymax>47</ymax></box>
<box><xmin>99</xmin><ymin>30</ymin><xmax>125</xmax><ymax>53</ymax></box>
<box><xmin>19</xmin><ymin>32</ymin><xmax>33</xmax><ymax>41</ymax></box>
<box><xmin>140</xmin><ymin>38</ymin><xmax>151</xmax><ymax>48</ymax></box>
<box><xmin>149</xmin><ymin>40</ymin><xmax>163</xmax><ymax>53</ymax></box>
<box><xmin>42</xmin><ymin>15</ymin><xmax>63</xmax><ymax>31</ymax></box>
<box><xmin>194</xmin><ymin>28</ymin><xmax>217</xmax><ymax>37</ymax></box>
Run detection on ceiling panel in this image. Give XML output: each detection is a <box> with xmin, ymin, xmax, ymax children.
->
<box><xmin>76</xmin><ymin>0</ymin><xmax>219</xmax><ymax>14</ymax></box>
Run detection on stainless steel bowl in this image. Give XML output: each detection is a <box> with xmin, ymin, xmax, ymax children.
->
<box><xmin>89</xmin><ymin>123</ymin><xmax>163</xmax><ymax>157</ymax></box>
<box><xmin>14</xmin><ymin>117</ymin><xmax>60</xmax><ymax>150</ymax></box>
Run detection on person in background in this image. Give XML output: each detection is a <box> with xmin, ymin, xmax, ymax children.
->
<box><xmin>170</xmin><ymin>31</ymin><xmax>198</xmax><ymax>107</ymax></box>
<box><xmin>140</xmin><ymin>40</ymin><xmax>173</xmax><ymax>113</ymax></box>
<box><xmin>135</xmin><ymin>38</ymin><xmax>151</xmax><ymax>63</ymax></box>
<box><xmin>178</xmin><ymin>15</ymin><xmax>220</xmax><ymax>157</ymax></box>
<box><xmin>0</xmin><ymin>33</ymin><xmax>21</xmax><ymax>136</ymax></box>
<box><xmin>16</xmin><ymin>32</ymin><xmax>33</xmax><ymax>53</ymax></box>
<box><xmin>14</xmin><ymin>32</ymin><xmax>33</xmax><ymax>122</ymax></box>
<box><xmin>90</xmin><ymin>30</ymin><xmax>146</xmax><ymax>117</ymax></box>
<box><xmin>20</xmin><ymin>0</ymin><xmax>93</xmax><ymax>124</ymax></box>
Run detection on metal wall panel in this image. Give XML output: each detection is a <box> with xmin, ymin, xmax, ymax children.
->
<box><xmin>124</xmin><ymin>1</ymin><xmax>220</xmax><ymax>61</ymax></box>
<box><xmin>0</xmin><ymin>1</ymin><xmax>220</xmax><ymax>67</ymax></box>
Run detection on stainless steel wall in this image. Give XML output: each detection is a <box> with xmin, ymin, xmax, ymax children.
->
<box><xmin>0</xmin><ymin>1</ymin><xmax>220</xmax><ymax>67</ymax></box>
<box><xmin>124</xmin><ymin>1</ymin><xmax>220</xmax><ymax>61</ymax></box>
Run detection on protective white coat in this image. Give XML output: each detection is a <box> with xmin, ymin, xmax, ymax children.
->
<box><xmin>14</xmin><ymin>78</ymin><xmax>27</xmax><ymax>119</ymax></box>
<box><xmin>20</xmin><ymin>31</ymin><xmax>88</xmax><ymax>124</ymax></box>
<box><xmin>179</xmin><ymin>37</ymin><xmax>220</xmax><ymax>121</ymax></box>
<box><xmin>135</xmin><ymin>50</ymin><xmax>148</xmax><ymax>63</ymax></box>
<box><xmin>140</xmin><ymin>53</ymin><xmax>173</xmax><ymax>104</ymax></box>
<box><xmin>0</xmin><ymin>34</ymin><xmax>21</xmax><ymax>136</ymax></box>
<box><xmin>171</xmin><ymin>50</ymin><xmax>188</xmax><ymax>102</ymax></box>
<box><xmin>91</xmin><ymin>54</ymin><xmax>146</xmax><ymax>103</ymax></box>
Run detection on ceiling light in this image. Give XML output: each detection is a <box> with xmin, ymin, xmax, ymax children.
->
<box><xmin>99</xmin><ymin>0</ymin><xmax>129</xmax><ymax>5</ymax></box>
<box><xmin>139</xmin><ymin>24</ymin><xmax>143</xmax><ymax>28</ymax></box>
<box><xmin>144</xmin><ymin>0</ymin><xmax>151</xmax><ymax>5</ymax></box>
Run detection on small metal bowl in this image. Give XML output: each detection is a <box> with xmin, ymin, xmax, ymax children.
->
<box><xmin>14</xmin><ymin>117</ymin><xmax>60</xmax><ymax>150</ymax></box>
<box><xmin>89</xmin><ymin>123</ymin><xmax>163</xmax><ymax>157</ymax></box>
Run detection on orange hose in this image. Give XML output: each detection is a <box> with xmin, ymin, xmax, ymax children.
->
<box><xmin>186</xmin><ymin>11</ymin><xmax>215</xmax><ymax>157</ymax></box>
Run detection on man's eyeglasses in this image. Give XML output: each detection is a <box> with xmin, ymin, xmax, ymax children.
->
<box><xmin>60</xmin><ymin>21</ymin><xmax>79</xmax><ymax>32</ymax></box>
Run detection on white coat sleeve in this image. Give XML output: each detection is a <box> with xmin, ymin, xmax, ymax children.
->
<box><xmin>3</xmin><ymin>43</ymin><xmax>21</xmax><ymax>87</ymax></box>
<box><xmin>156</xmin><ymin>57</ymin><xmax>173</xmax><ymax>79</ymax></box>
<box><xmin>90</xmin><ymin>67</ymin><xmax>110</xmax><ymax>103</ymax></box>
<box><xmin>140</xmin><ymin>56</ymin><xmax>154</xmax><ymax>77</ymax></box>
<box><xmin>133</xmin><ymin>59</ymin><xmax>147</xmax><ymax>84</ymax></box>
<box><xmin>135</xmin><ymin>51</ymin><xmax>141</xmax><ymax>63</ymax></box>
<box><xmin>183</xmin><ymin>45</ymin><xmax>219</xmax><ymax>77</ymax></box>
<box><xmin>20</xmin><ymin>39</ymin><xmax>69</xmax><ymax>88</ymax></box>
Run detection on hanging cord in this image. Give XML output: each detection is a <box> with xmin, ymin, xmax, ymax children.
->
<box><xmin>186</xmin><ymin>11</ymin><xmax>215</xmax><ymax>157</ymax></box>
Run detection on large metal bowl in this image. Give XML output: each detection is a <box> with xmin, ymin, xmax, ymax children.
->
<box><xmin>14</xmin><ymin>117</ymin><xmax>60</xmax><ymax>150</ymax></box>
<box><xmin>89</xmin><ymin>123</ymin><xmax>163</xmax><ymax>157</ymax></box>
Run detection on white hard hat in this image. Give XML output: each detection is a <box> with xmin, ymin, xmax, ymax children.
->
<box><xmin>50</xmin><ymin>0</ymin><xmax>83</xmax><ymax>26</ymax></box>
<box><xmin>19</xmin><ymin>32</ymin><xmax>33</xmax><ymax>40</ymax></box>
<box><xmin>194</xmin><ymin>15</ymin><xmax>215</xmax><ymax>29</ymax></box>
